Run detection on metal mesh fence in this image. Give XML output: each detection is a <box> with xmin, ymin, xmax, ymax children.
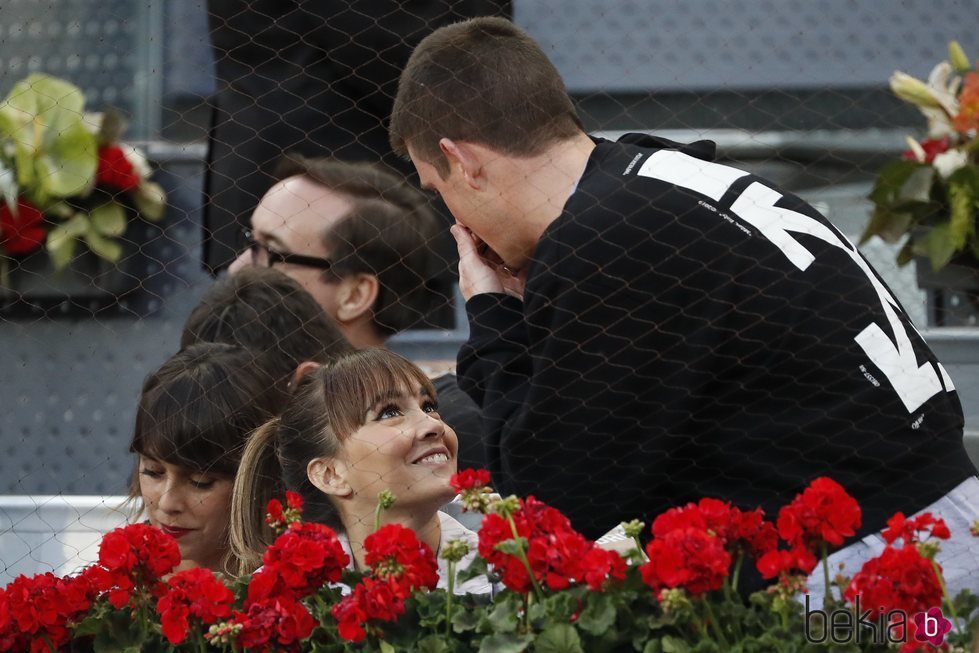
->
<box><xmin>1</xmin><ymin>0</ymin><xmax>979</xmax><ymax>598</ymax></box>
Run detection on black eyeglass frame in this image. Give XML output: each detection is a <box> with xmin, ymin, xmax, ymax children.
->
<box><xmin>241</xmin><ymin>227</ymin><xmax>333</xmax><ymax>271</ymax></box>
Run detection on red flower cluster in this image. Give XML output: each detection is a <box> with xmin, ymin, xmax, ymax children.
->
<box><xmin>881</xmin><ymin>512</ymin><xmax>951</xmax><ymax>546</ymax></box>
<box><xmin>845</xmin><ymin>545</ymin><xmax>944</xmax><ymax>620</ymax></box>
<box><xmin>364</xmin><ymin>524</ymin><xmax>439</xmax><ymax>591</ymax></box>
<box><xmin>0</xmin><ymin>199</ymin><xmax>46</xmax><ymax>255</ymax></box>
<box><xmin>0</xmin><ymin>572</ymin><xmax>94</xmax><ymax>653</ymax></box>
<box><xmin>223</xmin><ymin>598</ymin><xmax>316</xmax><ymax>652</ymax></box>
<box><xmin>249</xmin><ymin>521</ymin><xmax>349</xmax><ymax>601</ymax></box>
<box><xmin>94</xmin><ymin>523</ymin><xmax>182</xmax><ymax>608</ymax></box>
<box><xmin>756</xmin><ymin>547</ymin><xmax>818</xmax><ymax>580</ymax></box>
<box><xmin>332</xmin><ymin>524</ymin><xmax>440</xmax><ymax>642</ymax></box>
<box><xmin>450</xmin><ymin>468</ymin><xmax>491</xmax><ymax>492</ymax></box>
<box><xmin>96</xmin><ymin>523</ymin><xmax>181</xmax><ymax>608</ymax></box>
<box><xmin>266</xmin><ymin>491</ymin><xmax>305</xmax><ymax>533</ymax></box>
<box><xmin>96</xmin><ymin>145</ymin><xmax>141</xmax><ymax>192</ymax></box>
<box><xmin>333</xmin><ymin>577</ymin><xmax>407</xmax><ymax>643</ymax></box>
<box><xmin>478</xmin><ymin>496</ymin><xmax>626</xmax><ymax>593</ymax></box>
<box><xmin>652</xmin><ymin>497</ymin><xmax>778</xmax><ymax>560</ymax></box>
<box><xmin>776</xmin><ymin>477</ymin><xmax>861</xmax><ymax>551</ymax></box>
<box><xmin>641</xmin><ymin>527</ymin><xmax>731</xmax><ymax>595</ymax></box>
<box><xmin>156</xmin><ymin>568</ymin><xmax>235</xmax><ymax>645</ymax></box>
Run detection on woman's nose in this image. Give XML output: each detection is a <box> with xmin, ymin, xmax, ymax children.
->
<box><xmin>412</xmin><ymin>410</ymin><xmax>446</xmax><ymax>440</ymax></box>
<box><xmin>156</xmin><ymin>482</ymin><xmax>186</xmax><ymax>514</ymax></box>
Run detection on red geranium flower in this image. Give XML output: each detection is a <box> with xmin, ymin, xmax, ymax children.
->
<box><xmin>777</xmin><ymin>477</ymin><xmax>861</xmax><ymax>551</ymax></box>
<box><xmin>844</xmin><ymin>545</ymin><xmax>943</xmax><ymax>618</ymax></box>
<box><xmin>653</xmin><ymin>498</ymin><xmax>777</xmax><ymax>560</ymax></box>
<box><xmin>252</xmin><ymin>522</ymin><xmax>349</xmax><ymax>600</ymax></box>
<box><xmin>331</xmin><ymin>576</ymin><xmax>407</xmax><ymax>643</ymax></box>
<box><xmin>450</xmin><ymin>468</ymin><xmax>491</xmax><ymax>492</ymax></box>
<box><xmin>756</xmin><ymin>546</ymin><xmax>818</xmax><ymax>580</ymax></box>
<box><xmin>156</xmin><ymin>567</ymin><xmax>235</xmax><ymax>645</ymax></box>
<box><xmin>477</xmin><ymin>496</ymin><xmax>625</xmax><ymax>594</ymax></box>
<box><xmin>0</xmin><ymin>199</ymin><xmax>46</xmax><ymax>255</ymax></box>
<box><xmin>881</xmin><ymin>512</ymin><xmax>951</xmax><ymax>546</ymax></box>
<box><xmin>96</xmin><ymin>523</ymin><xmax>181</xmax><ymax>607</ymax></box>
<box><xmin>364</xmin><ymin>523</ymin><xmax>438</xmax><ymax>594</ymax></box>
<box><xmin>640</xmin><ymin>527</ymin><xmax>731</xmax><ymax>595</ymax></box>
<box><xmin>96</xmin><ymin>145</ymin><xmax>141</xmax><ymax>192</ymax></box>
<box><xmin>0</xmin><ymin>572</ymin><xmax>94</xmax><ymax>653</ymax></box>
<box><xmin>229</xmin><ymin>597</ymin><xmax>315</xmax><ymax>652</ymax></box>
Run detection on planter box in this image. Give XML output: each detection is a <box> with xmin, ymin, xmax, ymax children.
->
<box><xmin>0</xmin><ymin>245</ymin><xmax>142</xmax><ymax>318</ymax></box>
<box><xmin>915</xmin><ymin>257</ymin><xmax>979</xmax><ymax>327</ymax></box>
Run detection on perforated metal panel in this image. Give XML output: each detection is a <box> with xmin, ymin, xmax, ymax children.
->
<box><xmin>517</xmin><ymin>0</ymin><xmax>979</xmax><ymax>93</ymax></box>
<box><xmin>0</xmin><ymin>0</ymin><xmax>161</xmax><ymax>138</ymax></box>
<box><xmin>0</xmin><ymin>151</ymin><xmax>213</xmax><ymax>495</ymax></box>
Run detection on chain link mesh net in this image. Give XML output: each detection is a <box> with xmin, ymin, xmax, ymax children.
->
<box><xmin>1</xmin><ymin>0</ymin><xmax>978</xmax><ymax>596</ymax></box>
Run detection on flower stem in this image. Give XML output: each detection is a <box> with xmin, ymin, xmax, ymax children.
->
<box><xmin>730</xmin><ymin>554</ymin><xmax>743</xmax><ymax>596</ymax></box>
<box><xmin>701</xmin><ymin>598</ymin><xmax>729</xmax><ymax>649</ymax></box>
<box><xmin>931</xmin><ymin>559</ymin><xmax>962</xmax><ymax>632</ymax></box>
<box><xmin>374</xmin><ymin>502</ymin><xmax>383</xmax><ymax>532</ymax></box>
<box><xmin>506</xmin><ymin>514</ymin><xmax>544</xmax><ymax>602</ymax></box>
<box><xmin>446</xmin><ymin>560</ymin><xmax>456</xmax><ymax>639</ymax></box>
<box><xmin>820</xmin><ymin>542</ymin><xmax>834</xmax><ymax>607</ymax></box>
<box><xmin>42</xmin><ymin>633</ymin><xmax>56</xmax><ymax>653</ymax></box>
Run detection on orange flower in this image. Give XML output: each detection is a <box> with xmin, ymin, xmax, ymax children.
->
<box><xmin>952</xmin><ymin>71</ymin><xmax>979</xmax><ymax>133</ymax></box>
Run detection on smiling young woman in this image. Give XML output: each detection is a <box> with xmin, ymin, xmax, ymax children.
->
<box><xmin>128</xmin><ymin>343</ymin><xmax>283</xmax><ymax>574</ymax></box>
<box><xmin>230</xmin><ymin>348</ymin><xmax>491</xmax><ymax>594</ymax></box>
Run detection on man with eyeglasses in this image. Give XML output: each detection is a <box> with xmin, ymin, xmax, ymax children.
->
<box><xmin>227</xmin><ymin>155</ymin><xmax>488</xmax><ymax>471</ymax></box>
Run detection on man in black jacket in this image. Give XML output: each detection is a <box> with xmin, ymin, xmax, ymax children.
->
<box><xmin>390</xmin><ymin>17</ymin><xmax>979</xmax><ymax>593</ymax></box>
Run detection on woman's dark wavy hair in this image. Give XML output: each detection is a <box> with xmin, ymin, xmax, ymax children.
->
<box><xmin>128</xmin><ymin>342</ymin><xmax>283</xmax><ymax>497</ymax></box>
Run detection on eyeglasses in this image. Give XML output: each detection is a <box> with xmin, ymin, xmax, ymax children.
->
<box><xmin>240</xmin><ymin>227</ymin><xmax>333</xmax><ymax>271</ymax></box>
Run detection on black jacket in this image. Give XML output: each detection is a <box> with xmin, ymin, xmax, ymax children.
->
<box><xmin>458</xmin><ymin>133</ymin><xmax>975</xmax><ymax>542</ymax></box>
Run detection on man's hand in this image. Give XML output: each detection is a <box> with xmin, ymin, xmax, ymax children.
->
<box><xmin>451</xmin><ymin>224</ymin><xmax>525</xmax><ymax>301</ymax></box>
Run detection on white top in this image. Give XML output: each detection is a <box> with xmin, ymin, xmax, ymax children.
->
<box><xmin>337</xmin><ymin>511</ymin><xmax>493</xmax><ymax>596</ymax></box>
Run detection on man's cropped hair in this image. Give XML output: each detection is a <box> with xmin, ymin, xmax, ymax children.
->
<box><xmin>390</xmin><ymin>16</ymin><xmax>583</xmax><ymax>177</ymax></box>
<box><xmin>275</xmin><ymin>155</ymin><xmax>446</xmax><ymax>337</ymax></box>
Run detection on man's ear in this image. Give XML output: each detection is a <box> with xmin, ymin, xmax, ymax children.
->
<box><xmin>307</xmin><ymin>457</ymin><xmax>351</xmax><ymax>498</ymax></box>
<box><xmin>335</xmin><ymin>273</ymin><xmax>379</xmax><ymax>324</ymax></box>
<box><xmin>439</xmin><ymin>138</ymin><xmax>484</xmax><ymax>190</ymax></box>
<box><xmin>289</xmin><ymin>361</ymin><xmax>321</xmax><ymax>389</ymax></box>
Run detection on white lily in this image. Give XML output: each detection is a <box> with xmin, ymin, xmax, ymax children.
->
<box><xmin>0</xmin><ymin>161</ymin><xmax>17</xmax><ymax>212</ymax></box>
<box><xmin>121</xmin><ymin>143</ymin><xmax>152</xmax><ymax>179</ymax></box>
<box><xmin>933</xmin><ymin>148</ymin><xmax>969</xmax><ymax>178</ymax></box>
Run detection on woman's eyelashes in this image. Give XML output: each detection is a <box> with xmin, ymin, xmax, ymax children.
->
<box><xmin>139</xmin><ymin>466</ymin><xmax>215</xmax><ymax>490</ymax></box>
<box><xmin>373</xmin><ymin>397</ymin><xmax>439</xmax><ymax>421</ymax></box>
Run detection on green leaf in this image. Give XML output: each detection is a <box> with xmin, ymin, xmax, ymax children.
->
<box><xmin>642</xmin><ymin>641</ymin><xmax>663</xmax><ymax>653</ymax></box>
<box><xmin>534</xmin><ymin>624</ymin><xmax>583</xmax><ymax>653</ymax></box>
<box><xmin>577</xmin><ymin>594</ymin><xmax>617</xmax><ymax>636</ymax></box>
<box><xmin>477</xmin><ymin>632</ymin><xmax>534</xmax><ymax>653</ymax></box>
<box><xmin>487</xmin><ymin>600</ymin><xmax>520</xmax><ymax>634</ymax></box>
<box><xmin>1</xmin><ymin>74</ymin><xmax>97</xmax><ymax>197</ymax></box>
<box><xmin>660</xmin><ymin>636</ymin><xmax>692</xmax><ymax>653</ymax></box>
<box><xmin>898</xmin><ymin>166</ymin><xmax>936</xmax><ymax>203</ymax></box>
<box><xmin>494</xmin><ymin>538</ymin><xmax>528</xmax><ymax>556</ymax></box>
<box><xmin>868</xmin><ymin>160</ymin><xmax>924</xmax><ymax>206</ymax></box>
<box><xmin>416</xmin><ymin>635</ymin><xmax>452</xmax><ymax>653</ymax></box>
<box><xmin>920</xmin><ymin>223</ymin><xmax>958</xmax><ymax>271</ymax></box>
<box><xmin>83</xmin><ymin>229</ymin><xmax>122</xmax><ymax>263</ymax></box>
<box><xmin>90</xmin><ymin>201</ymin><xmax>127</xmax><ymax>236</ymax></box>
<box><xmin>380</xmin><ymin>641</ymin><xmax>397</xmax><ymax>653</ymax></box>
<box><xmin>132</xmin><ymin>181</ymin><xmax>166</xmax><ymax>220</ymax></box>
<box><xmin>947</xmin><ymin>165</ymin><xmax>979</xmax><ymax>251</ymax></box>
<box><xmin>452</xmin><ymin>607</ymin><xmax>479</xmax><ymax>633</ymax></box>
<box><xmin>45</xmin><ymin>213</ymin><xmax>88</xmax><ymax>270</ymax></box>
<box><xmin>859</xmin><ymin>208</ymin><xmax>913</xmax><ymax>245</ymax></box>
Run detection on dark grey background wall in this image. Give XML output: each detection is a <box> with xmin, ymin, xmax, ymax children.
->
<box><xmin>1</xmin><ymin>0</ymin><xmax>978</xmax><ymax>495</ymax></box>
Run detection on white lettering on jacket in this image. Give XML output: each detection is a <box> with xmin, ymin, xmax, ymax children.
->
<box><xmin>637</xmin><ymin>150</ymin><xmax>952</xmax><ymax>413</ymax></box>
